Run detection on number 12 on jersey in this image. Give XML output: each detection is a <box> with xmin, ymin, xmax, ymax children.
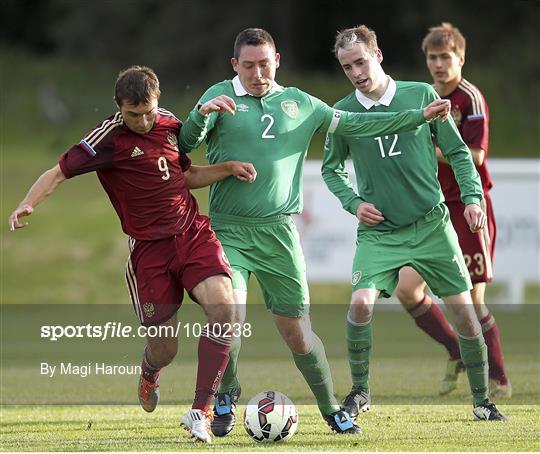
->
<box><xmin>374</xmin><ymin>135</ymin><xmax>401</xmax><ymax>158</ymax></box>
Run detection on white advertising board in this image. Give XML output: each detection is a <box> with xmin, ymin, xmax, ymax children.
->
<box><xmin>293</xmin><ymin>159</ymin><xmax>540</xmax><ymax>304</ymax></box>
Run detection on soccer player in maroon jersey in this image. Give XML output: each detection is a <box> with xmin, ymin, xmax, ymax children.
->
<box><xmin>8</xmin><ymin>65</ymin><xmax>257</xmax><ymax>443</ymax></box>
<box><xmin>395</xmin><ymin>23</ymin><xmax>511</xmax><ymax>399</ymax></box>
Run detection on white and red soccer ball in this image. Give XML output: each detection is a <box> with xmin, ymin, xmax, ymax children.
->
<box><xmin>243</xmin><ymin>390</ymin><xmax>299</xmax><ymax>442</ymax></box>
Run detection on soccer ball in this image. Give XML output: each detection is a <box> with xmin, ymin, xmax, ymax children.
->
<box><xmin>243</xmin><ymin>391</ymin><xmax>299</xmax><ymax>442</ymax></box>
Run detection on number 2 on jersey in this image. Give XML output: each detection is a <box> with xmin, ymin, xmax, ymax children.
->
<box><xmin>157</xmin><ymin>156</ymin><xmax>170</xmax><ymax>180</ymax></box>
<box><xmin>261</xmin><ymin>114</ymin><xmax>275</xmax><ymax>139</ymax></box>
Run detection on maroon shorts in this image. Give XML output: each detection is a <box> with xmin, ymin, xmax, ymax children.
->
<box><xmin>446</xmin><ymin>195</ymin><xmax>496</xmax><ymax>284</ymax></box>
<box><xmin>124</xmin><ymin>215</ymin><xmax>232</xmax><ymax>326</ymax></box>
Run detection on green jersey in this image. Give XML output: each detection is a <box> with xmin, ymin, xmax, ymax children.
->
<box><xmin>322</xmin><ymin>78</ymin><xmax>483</xmax><ymax>231</ymax></box>
<box><xmin>179</xmin><ymin>76</ymin><xmax>428</xmax><ymax>218</ymax></box>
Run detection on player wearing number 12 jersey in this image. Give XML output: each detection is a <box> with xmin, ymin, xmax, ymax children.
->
<box><xmin>179</xmin><ymin>28</ymin><xmax>451</xmax><ymax>436</ymax></box>
<box><xmin>323</xmin><ymin>25</ymin><xmax>506</xmax><ymax>421</ymax></box>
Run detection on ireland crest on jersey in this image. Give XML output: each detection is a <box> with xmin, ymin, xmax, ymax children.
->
<box><xmin>281</xmin><ymin>100</ymin><xmax>299</xmax><ymax>119</ymax></box>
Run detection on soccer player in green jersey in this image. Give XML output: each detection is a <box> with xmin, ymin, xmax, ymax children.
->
<box><xmin>322</xmin><ymin>24</ymin><xmax>506</xmax><ymax>421</ymax></box>
<box><xmin>179</xmin><ymin>28</ymin><xmax>451</xmax><ymax>436</ymax></box>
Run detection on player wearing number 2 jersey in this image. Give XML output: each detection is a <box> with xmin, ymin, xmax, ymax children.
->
<box><xmin>179</xmin><ymin>28</ymin><xmax>451</xmax><ymax>436</ymax></box>
<box><xmin>8</xmin><ymin>66</ymin><xmax>259</xmax><ymax>443</ymax></box>
<box><xmin>322</xmin><ymin>25</ymin><xmax>505</xmax><ymax>422</ymax></box>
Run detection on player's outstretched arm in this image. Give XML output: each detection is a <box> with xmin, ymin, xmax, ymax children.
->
<box><xmin>423</xmin><ymin>99</ymin><xmax>451</xmax><ymax>122</ymax></box>
<box><xmin>8</xmin><ymin>164</ymin><xmax>66</xmax><ymax>230</ymax></box>
<box><xmin>184</xmin><ymin>161</ymin><xmax>257</xmax><ymax>189</ymax></box>
<box><xmin>464</xmin><ymin>203</ymin><xmax>486</xmax><ymax>233</ymax></box>
<box><xmin>331</xmin><ymin>100</ymin><xmax>450</xmax><ymax>139</ymax></box>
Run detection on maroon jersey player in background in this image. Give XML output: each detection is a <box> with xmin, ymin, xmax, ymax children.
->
<box><xmin>395</xmin><ymin>23</ymin><xmax>510</xmax><ymax>399</ymax></box>
<box><xmin>8</xmin><ymin>65</ymin><xmax>257</xmax><ymax>443</ymax></box>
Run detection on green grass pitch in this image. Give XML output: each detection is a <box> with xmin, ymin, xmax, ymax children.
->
<box><xmin>2</xmin><ymin>404</ymin><xmax>539</xmax><ymax>451</ymax></box>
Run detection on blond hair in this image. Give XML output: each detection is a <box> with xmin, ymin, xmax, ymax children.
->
<box><xmin>333</xmin><ymin>25</ymin><xmax>378</xmax><ymax>57</ymax></box>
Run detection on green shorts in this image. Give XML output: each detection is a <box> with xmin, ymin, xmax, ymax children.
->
<box><xmin>210</xmin><ymin>213</ymin><xmax>309</xmax><ymax>318</ymax></box>
<box><xmin>352</xmin><ymin>203</ymin><xmax>472</xmax><ymax>298</ymax></box>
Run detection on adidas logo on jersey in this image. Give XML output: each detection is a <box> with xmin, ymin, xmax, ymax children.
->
<box><xmin>131</xmin><ymin>146</ymin><xmax>144</xmax><ymax>157</ymax></box>
<box><xmin>237</xmin><ymin>103</ymin><xmax>249</xmax><ymax>112</ymax></box>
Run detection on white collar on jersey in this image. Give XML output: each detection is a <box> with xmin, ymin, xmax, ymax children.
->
<box><xmin>355</xmin><ymin>75</ymin><xmax>396</xmax><ymax>109</ymax></box>
<box><xmin>232</xmin><ymin>75</ymin><xmax>283</xmax><ymax>97</ymax></box>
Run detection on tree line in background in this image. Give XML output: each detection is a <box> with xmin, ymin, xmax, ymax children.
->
<box><xmin>2</xmin><ymin>0</ymin><xmax>538</xmax><ymax>81</ymax></box>
<box><xmin>1</xmin><ymin>0</ymin><xmax>539</xmax><ymax>155</ymax></box>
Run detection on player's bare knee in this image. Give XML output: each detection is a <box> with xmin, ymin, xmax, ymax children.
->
<box><xmin>452</xmin><ymin>308</ymin><xmax>481</xmax><ymax>337</ymax></box>
<box><xmin>457</xmin><ymin>322</ymin><xmax>481</xmax><ymax>338</ymax></box>
<box><xmin>395</xmin><ymin>286</ymin><xmax>419</xmax><ymax>309</ymax></box>
<box><xmin>207</xmin><ymin>302</ymin><xmax>235</xmax><ymax>326</ymax></box>
<box><xmin>349</xmin><ymin>293</ymin><xmax>374</xmax><ymax>322</ymax></box>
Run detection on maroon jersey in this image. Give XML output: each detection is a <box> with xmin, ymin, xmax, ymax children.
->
<box><xmin>59</xmin><ymin>108</ymin><xmax>198</xmax><ymax>240</ymax></box>
<box><xmin>438</xmin><ymin>78</ymin><xmax>493</xmax><ymax>202</ymax></box>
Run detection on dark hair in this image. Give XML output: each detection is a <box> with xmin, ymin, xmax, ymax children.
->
<box><xmin>422</xmin><ymin>22</ymin><xmax>466</xmax><ymax>58</ymax></box>
<box><xmin>233</xmin><ymin>28</ymin><xmax>276</xmax><ymax>59</ymax></box>
<box><xmin>114</xmin><ymin>65</ymin><xmax>160</xmax><ymax>106</ymax></box>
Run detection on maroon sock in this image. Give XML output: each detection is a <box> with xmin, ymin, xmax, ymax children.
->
<box><xmin>141</xmin><ymin>346</ymin><xmax>160</xmax><ymax>383</ymax></box>
<box><xmin>480</xmin><ymin>313</ymin><xmax>508</xmax><ymax>384</ymax></box>
<box><xmin>409</xmin><ymin>295</ymin><xmax>461</xmax><ymax>360</ymax></box>
<box><xmin>192</xmin><ymin>328</ymin><xmax>231</xmax><ymax>411</ymax></box>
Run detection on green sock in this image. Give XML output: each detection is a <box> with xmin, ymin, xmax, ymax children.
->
<box><xmin>292</xmin><ymin>334</ymin><xmax>340</xmax><ymax>415</ymax></box>
<box><xmin>459</xmin><ymin>333</ymin><xmax>489</xmax><ymax>406</ymax></box>
<box><xmin>346</xmin><ymin>317</ymin><xmax>372</xmax><ymax>390</ymax></box>
<box><xmin>218</xmin><ymin>335</ymin><xmax>241</xmax><ymax>393</ymax></box>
